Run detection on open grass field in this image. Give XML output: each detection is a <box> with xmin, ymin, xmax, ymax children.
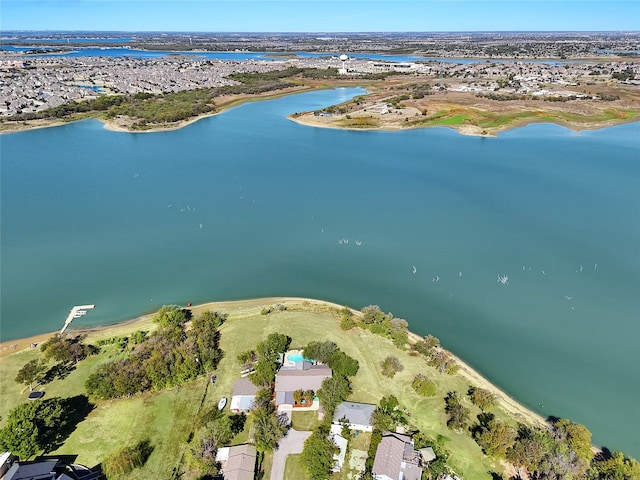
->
<box><xmin>1</xmin><ymin>297</ymin><xmax>525</xmax><ymax>479</ymax></box>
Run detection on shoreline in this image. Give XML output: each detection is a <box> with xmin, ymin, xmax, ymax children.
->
<box><xmin>0</xmin><ymin>296</ymin><xmax>548</xmax><ymax>430</ymax></box>
<box><xmin>288</xmin><ymin>111</ymin><xmax>640</xmax><ymax>137</ymax></box>
<box><xmin>3</xmin><ymin>82</ymin><xmax>638</xmax><ymax>137</ymax></box>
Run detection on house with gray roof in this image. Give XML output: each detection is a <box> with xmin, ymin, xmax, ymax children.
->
<box><xmin>371</xmin><ymin>433</ymin><xmax>422</xmax><ymax>480</ymax></box>
<box><xmin>274</xmin><ymin>364</ymin><xmax>331</xmax><ymax>407</ymax></box>
<box><xmin>332</xmin><ymin>401</ymin><xmax>376</xmax><ymax>432</ymax></box>
<box><xmin>230</xmin><ymin>378</ymin><xmax>261</xmax><ymax>413</ymax></box>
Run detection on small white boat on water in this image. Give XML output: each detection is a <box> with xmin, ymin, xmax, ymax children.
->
<box><xmin>218</xmin><ymin>397</ymin><xmax>227</xmax><ymax>411</ymax></box>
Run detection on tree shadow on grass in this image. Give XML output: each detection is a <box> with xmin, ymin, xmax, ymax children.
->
<box><xmin>41</xmin><ymin>362</ymin><xmax>76</xmax><ymax>384</ymax></box>
<box><xmin>44</xmin><ymin>395</ymin><xmax>95</xmax><ymax>453</ymax></box>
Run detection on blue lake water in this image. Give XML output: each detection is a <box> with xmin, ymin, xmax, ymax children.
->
<box><xmin>0</xmin><ymin>45</ymin><xmax>579</xmax><ymax>65</ymax></box>
<box><xmin>1</xmin><ymin>88</ymin><xmax>639</xmax><ymax>457</ymax></box>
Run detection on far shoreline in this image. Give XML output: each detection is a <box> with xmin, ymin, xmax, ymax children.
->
<box><xmin>0</xmin><ymin>296</ymin><xmax>547</xmax><ymax>431</ymax></box>
<box><xmin>2</xmin><ymin>82</ymin><xmax>638</xmax><ymax>137</ymax></box>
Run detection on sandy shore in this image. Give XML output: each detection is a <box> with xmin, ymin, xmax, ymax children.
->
<box><xmin>0</xmin><ymin>296</ymin><xmax>547</xmax><ymax>429</ymax></box>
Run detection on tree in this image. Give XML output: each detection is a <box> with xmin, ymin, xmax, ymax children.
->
<box><xmin>317</xmin><ymin>376</ymin><xmax>352</xmax><ymax>416</ymax></box>
<box><xmin>444</xmin><ymin>391</ymin><xmax>469</xmax><ymax>431</ymax></box>
<box><xmin>380</xmin><ymin>356</ymin><xmax>403</xmax><ymax>378</ymax></box>
<box><xmin>237</xmin><ymin>350</ymin><xmax>257</xmax><ymax>370</ymax></box>
<box><xmin>198</xmin><ymin>310</ymin><xmax>227</xmax><ymax>328</ymax></box>
<box><xmin>250</xmin><ymin>357</ymin><xmax>277</xmax><ymax>387</ymax></box>
<box><xmin>326</xmin><ymin>351</ymin><xmax>359</xmax><ymax>377</ymax></box>
<box><xmin>303</xmin><ymin>341</ymin><xmax>338</xmax><ymax>364</ymax></box>
<box><xmin>256</xmin><ymin>332</ymin><xmax>290</xmax><ymax>361</ymax></box>
<box><xmin>300</xmin><ymin>427</ymin><xmax>339</xmax><ymax>480</ymax></box>
<box><xmin>249</xmin><ymin>404</ymin><xmax>287</xmax><ymax>453</ymax></box>
<box><xmin>372</xmin><ymin>395</ymin><xmax>407</xmax><ymax>432</ymax></box>
<box><xmin>590</xmin><ymin>451</ymin><xmax>640</xmax><ymax>480</ymax></box>
<box><xmin>40</xmin><ymin>335</ymin><xmax>93</xmax><ymax>364</ymax></box>
<box><xmin>506</xmin><ymin>425</ymin><xmax>549</xmax><ymax>476</ymax></box>
<box><xmin>468</xmin><ymin>386</ymin><xmax>497</xmax><ymax>411</ymax></box>
<box><xmin>472</xmin><ymin>413</ymin><xmax>516</xmax><ymax>458</ymax></box>
<box><xmin>15</xmin><ymin>359</ymin><xmax>47</xmax><ymax>392</ymax></box>
<box><xmin>412</xmin><ymin>374</ymin><xmax>437</xmax><ymax>397</ymax></box>
<box><xmin>554</xmin><ymin>418</ymin><xmax>593</xmax><ymax>464</ymax></box>
<box><xmin>152</xmin><ymin>305</ymin><xmax>189</xmax><ymax>327</ymax></box>
<box><xmin>0</xmin><ymin>397</ymin><xmax>67</xmax><ymax>459</ymax></box>
<box><xmin>293</xmin><ymin>389</ymin><xmax>304</xmax><ymax>405</ymax></box>
<box><xmin>413</xmin><ymin>334</ymin><xmax>440</xmax><ymax>356</ymax></box>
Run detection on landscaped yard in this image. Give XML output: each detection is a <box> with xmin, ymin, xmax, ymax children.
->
<box><xmin>0</xmin><ymin>297</ymin><xmax>509</xmax><ymax>479</ymax></box>
<box><xmin>290</xmin><ymin>410</ymin><xmax>322</xmax><ymax>431</ymax></box>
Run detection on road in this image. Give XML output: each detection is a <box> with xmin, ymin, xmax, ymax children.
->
<box><xmin>270</xmin><ymin>428</ymin><xmax>312</xmax><ymax>480</ymax></box>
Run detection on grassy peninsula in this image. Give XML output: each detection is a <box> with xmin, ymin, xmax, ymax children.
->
<box><xmin>1</xmin><ymin>298</ymin><xmax>638</xmax><ymax>480</ymax></box>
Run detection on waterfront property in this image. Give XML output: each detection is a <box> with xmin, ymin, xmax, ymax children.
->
<box><xmin>274</xmin><ymin>363</ymin><xmax>332</xmax><ymax>408</ymax></box>
<box><xmin>1</xmin><ymin>88</ymin><xmax>638</xmax><ymax>457</ymax></box>
<box><xmin>371</xmin><ymin>433</ymin><xmax>422</xmax><ymax>480</ymax></box>
<box><xmin>332</xmin><ymin>401</ymin><xmax>376</xmax><ymax>432</ymax></box>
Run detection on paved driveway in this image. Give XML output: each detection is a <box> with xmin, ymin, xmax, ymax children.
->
<box><xmin>270</xmin><ymin>428</ymin><xmax>312</xmax><ymax>480</ymax></box>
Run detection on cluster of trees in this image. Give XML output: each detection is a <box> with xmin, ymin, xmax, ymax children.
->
<box><xmin>14</xmin><ymin>334</ymin><xmax>98</xmax><ymax>393</ymax></box>
<box><xmin>300</xmin><ymin>423</ymin><xmax>340</xmax><ymax>480</ymax></box>
<box><xmin>0</xmin><ymin>395</ymin><xmax>93</xmax><ymax>460</ymax></box>
<box><xmin>85</xmin><ymin>306</ymin><xmax>223</xmax><ymax>399</ymax></box>
<box><xmin>238</xmin><ymin>332</ymin><xmax>291</xmax><ymax>387</ymax></box>
<box><xmin>40</xmin><ymin>334</ymin><xmax>97</xmax><ymax>364</ymax></box>
<box><xmin>441</xmin><ymin>386</ymin><xmax>640</xmax><ymax>479</ymax></box>
<box><xmin>358</xmin><ymin>305</ymin><xmax>409</xmax><ymax>348</ymax></box>
<box><xmin>444</xmin><ymin>391</ymin><xmax>470</xmax><ymax>431</ymax></box>
<box><xmin>412</xmin><ymin>334</ymin><xmax>459</xmax><ymax>374</ymax></box>
<box><xmin>188</xmin><ymin>407</ymin><xmax>247</xmax><ymax>476</ymax></box>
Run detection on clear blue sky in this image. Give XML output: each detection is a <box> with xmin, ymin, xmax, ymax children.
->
<box><xmin>2</xmin><ymin>1</ymin><xmax>639</xmax><ymax>32</ymax></box>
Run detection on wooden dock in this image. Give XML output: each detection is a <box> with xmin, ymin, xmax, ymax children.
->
<box><xmin>60</xmin><ymin>304</ymin><xmax>95</xmax><ymax>335</ymax></box>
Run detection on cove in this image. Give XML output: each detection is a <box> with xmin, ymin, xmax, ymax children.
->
<box><xmin>1</xmin><ymin>87</ymin><xmax>639</xmax><ymax>457</ymax></box>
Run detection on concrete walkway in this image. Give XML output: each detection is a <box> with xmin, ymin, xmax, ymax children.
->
<box><xmin>270</xmin><ymin>428</ymin><xmax>312</xmax><ymax>480</ymax></box>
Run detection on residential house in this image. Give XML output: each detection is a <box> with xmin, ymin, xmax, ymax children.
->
<box><xmin>371</xmin><ymin>433</ymin><xmax>422</xmax><ymax>480</ymax></box>
<box><xmin>274</xmin><ymin>363</ymin><xmax>331</xmax><ymax>407</ymax></box>
<box><xmin>222</xmin><ymin>444</ymin><xmax>257</xmax><ymax>480</ymax></box>
<box><xmin>2</xmin><ymin>458</ymin><xmax>100</xmax><ymax>480</ymax></box>
<box><xmin>332</xmin><ymin>401</ymin><xmax>376</xmax><ymax>432</ymax></box>
<box><xmin>230</xmin><ymin>378</ymin><xmax>261</xmax><ymax>413</ymax></box>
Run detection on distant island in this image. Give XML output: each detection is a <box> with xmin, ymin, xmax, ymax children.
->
<box><xmin>0</xmin><ymin>297</ymin><xmax>638</xmax><ymax>479</ymax></box>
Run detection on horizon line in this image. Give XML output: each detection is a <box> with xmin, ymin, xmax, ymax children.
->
<box><xmin>2</xmin><ymin>29</ymin><xmax>640</xmax><ymax>34</ymax></box>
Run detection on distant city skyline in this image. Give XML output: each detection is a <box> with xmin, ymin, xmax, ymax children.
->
<box><xmin>1</xmin><ymin>0</ymin><xmax>639</xmax><ymax>33</ymax></box>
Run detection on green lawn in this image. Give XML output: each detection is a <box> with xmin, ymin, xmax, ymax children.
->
<box><xmin>284</xmin><ymin>454</ymin><xmax>308</xmax><ymax>480</ymax></box>
<box><xmin>0</xmin><ymin>298</ymin><xmax>516</xmax><ymax>479</ymax></box>
<box><xmin>291</xmin><ymin>410</ymin><xmax>322</xmax><ymax>431</ymax></box>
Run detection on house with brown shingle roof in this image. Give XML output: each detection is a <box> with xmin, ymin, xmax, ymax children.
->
<box><xmin>371</xmin><ymin>433</ymin><xmax>422</xmax><ymax>480</ymax></box>
<box><xmin>223</xmin><ymin>444</ymin><xmax>257</xmax><ymax>480</ymax></box>
<box><xmin>274</xmin><ymin>363</ymin><xmax>332</xmax><ymax>407</ymax></box>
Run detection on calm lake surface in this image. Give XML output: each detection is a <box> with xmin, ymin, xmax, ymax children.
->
<box><xmin>1</xmin><ymin>88</ymin><xmax>639</xmax><ymax>456</ymax></box>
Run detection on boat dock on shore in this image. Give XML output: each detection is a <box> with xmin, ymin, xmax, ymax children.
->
<box><xmin>60</xmin><ymin>305</ymin><xmax>95</xmax><ymax>335</ymax></box>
